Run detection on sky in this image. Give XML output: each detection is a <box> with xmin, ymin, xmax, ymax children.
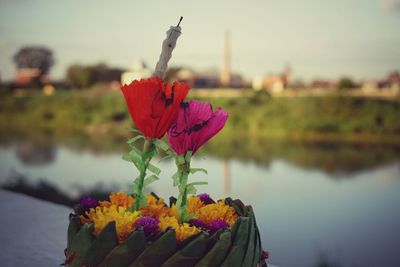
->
<box><xmin>0</xmin><ymin>0</ymin><xmax>399</xmax><ymax>82</ymax></box>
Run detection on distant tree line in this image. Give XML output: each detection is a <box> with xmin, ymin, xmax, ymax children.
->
<box><xmin>8</xmin><ymin>45</ymin><xmax>364</xmax><ymax>91</ymax></box>
<box><xmin>66</xmin><ymin>63</ymin><xmax>125</xmax><ymax>88</ymax></box>
<box><xmin>337</xmin><ymin>77</ymin><xmax>358</xmax><ymax>90</ymax></box>
<box><xmin>7</xmin><ymin>46</ymin><xmax>125</xmax><ymax>90</ymax></box>
<box><xmin>14</xmin><ymin>46</ymin><xmax>54</xmax><ymax>75</ymax></box>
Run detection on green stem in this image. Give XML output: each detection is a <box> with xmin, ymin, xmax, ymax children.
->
<box><xmin>133</xmin><ymin>138</ymin><xmax>153</xmax><ymax>211</ymax></box>
<box><xmin>176</xmin><ymin>157</ymin><xmax>190</xmax><ymax>223</ymax></box>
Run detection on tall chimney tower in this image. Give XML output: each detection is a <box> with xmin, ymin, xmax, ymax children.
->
<box><xmin>220</xmin><ymin>30</ymin><xmax>231</xmax><ymax>87</ymax></box>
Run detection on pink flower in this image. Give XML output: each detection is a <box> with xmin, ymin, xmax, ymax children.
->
<box><xmin>167</xmin><ymin>100</ymin><xmax>228</xmax><ymax>155</ymax></box>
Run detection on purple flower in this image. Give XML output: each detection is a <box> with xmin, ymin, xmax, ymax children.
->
<box><xmin>167</xmin><ymin>100</ymin><xmax>228</xmax><ymax>155</ymax></box>
<box><xmin>207</xmin><ymin>219</ymin><xmax>229</xmax><ymax>234</ymax></box>
<box><xmin>197</xmin><ymin>193</ymin><xmax>214</xmax><ymax>205</ymax></box>
<box><xmin>262</xmin><ymin>250</ymin><xmax>269</xmax><ymax>259</ymax></box>
<box><xmin>188</xmin><ymin>218</ymin><xmax>207</xmax><ymax>229</ymax></box>
<box><xmin>79</xmin><ymin>196</ymin><xmax>99</xmax><ymax>211</ymax></box>
<box><xmin>134</xmin><ymin>217</ymin><xmax>159</xmax><ymax>238</ymax></box>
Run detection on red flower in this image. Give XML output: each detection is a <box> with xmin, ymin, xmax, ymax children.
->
<box><xmin>121</xmin><ymin>77</ymin><xmax>189</xmax><ymax>138</ymax></box>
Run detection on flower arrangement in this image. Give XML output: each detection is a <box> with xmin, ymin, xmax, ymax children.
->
<box><xmin>64</xmin><ymin>18</ymin><xmax>267</xmax><ymax>267</ymax></box>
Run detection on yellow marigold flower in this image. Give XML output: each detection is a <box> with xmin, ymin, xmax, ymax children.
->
<box><xmin>176</xmin><ymin>223</ymin><xmax>200</xmax><ymax>242</ymax></box>
<box><xmin>99</xmin><ymin>192</ymin><xmax>134</xmax><ymax>208</ymax></box>
<box><xmin>194</xmin><ymin>201</ymin><xmax>238</xmax><ymax>226</ymax></box>
<box><xmin>158</xmin><ymin>215</ymin><xmax>179</xmax><ymax>232</ymax></box>
<box><xmin>82</xmin><ymin>205</ymin><xmax>140</xmax><ymax>241</ymax></box>
<box><xmin>158</xmin><ymin>216</ymin><xmax>200</xmax><ymax>241</ymax></box>
<box><xmin>166</xmin><ymin>204</ymin><xmax>179</xmax><ymax>217</ymax></box>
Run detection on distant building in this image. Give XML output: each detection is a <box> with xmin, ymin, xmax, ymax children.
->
<box><xmin>386</xmin><ymin>71</ymin><xmax>400</xmax><ymax>90</ymax></box>
<box><xmin>252</xmin><ymin>64</ymin><xmax>292</xmax><ymax>93</ymax></box>
<box><xmin>218</xmin><ymin>30</ymin><xmax>246</xmax><ymax>88</ymax></box>
<box><xmin>310</xmin><ymin>79</ymin><xmax>336</xmax><ymax>89</ymax></box>
<box><xmin>220</xmin><ymin>31</ymin><xmax>231</xmax><ymax>87</ymax></box>
<box><xmin>14</xmin><ymin>68</ymin><xmax>49</xmax><ymax>87</ymax></box>
<box><xmin>361</xmin><ymin>71</ymin><xmax>400</xmax><ymax>92</ymax></box>
<box><xmin>121</xmin><ymin>60</ymin><xmax>151</xmax><ymax>85</ymax></box>
<box><xmin>362</xmin><ymin>80</ymin><xmax>380</xmax><ymax>92</ymax></box>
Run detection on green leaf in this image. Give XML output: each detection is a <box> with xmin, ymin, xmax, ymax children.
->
<box><xmin>184</xmin><ymin>151</ymin><xmax>193</xmax><ymax>162</ymax></box>
<box><xmin>225</xmin><ymin>198</ymin><xmax>246</xmax><ymax>217</ymax></box>
<box><xmin>172</xmin><ymin>171</ymin><xmax>181</xmax><ymax>187</ymax></box>
<box><xmin>147</xmin><ymin>163</ymin><xmax>161</xmax><ymax>175</ymax></box>
<box><xmin>220</xmin><ymin>217</ymin><xmax>250</xmax><ymax>267</ymax></box>
<box><xmin>122</xmin><ymin>149</ymin><xmax>143</xmax><ymax>169</ymax></box>
<box><xmin>185</xmin><ymin>184</ymin><xmax>197</xmax><ymax>195</ymax></box>
<box><xmin>241</xmin><ymin>207</ymin><xmax>256</xmax><ymax>267</ymax></box>
<box><xmin>132</xmin><ymin>179</ymin><xmax>141</xmax><ymax>196</ymax></box>
<box><xmin>142</xmin><ymin>146</ymin><xmax>158</xmax><ymax>160</ymax></box>
<box><xmin>128</xmin><ymin>229</ymin><xmax>178</xmax><ymax>267</ymax></box>
<box><xmin>187</xmin><ymin>181</ymin><xmax>208</xmax><ymax>186</ymax></box>
<box><xmin>67</xmin><ymin>223</ymin><xmax>94</xmax><ymax>267</ymax></box>
<box><xmin>67</xmin><ymin>214</ymin><xmax>81</xmax><ymax>251</ymax></box>
<box><xmin>194</xmin><ymin>231</ymin><xmax>232</xmax><ymax>267</ymax></box>
<box><xmin>161</xmin><ymin>233</ymin><xmax>209</xmax><ymax>267</ymax></box>
<box><xmin>136</xmin><ymin>194</ymin><xmax>147</xmax><ymax>209</ymax></box>
<box><xmin>158</xmin><ymin>154</ymin><xmax>174</xmax><ymax>162</ymax></box>
<box><xmin>177</xmin><ymin>155</ymin><xmax>185</xmax><ymax>165</ymax></box>
<box><xmin>83</xmin><ymin>222</ymin><xmax>119</xmax><ymax>266</ymax></box>
<box><xmin>143</xmin><ymin>175</ymin><xmax>159</xmax><ymax>187</ymax></box>
<box><xmin>98</xmin><ymin>230</ymin><xmax>146</xmax><ymax>267</ymax></box>
<box><xmin>152</xmin><ymin>139</ymin><xmax>170</xmax><ymax>151</ymax></box>
<box><xmin>186</xmin><ymin>182</ymin><xmax>208</xmax><ymax>195</ymax></box>
<box><xmin>253</xmin><ymin>211</ymin><xmax>264</xmax><ymax>266</ymax></box>
<box><xmin>127</xmin><ymin>135</ymin><xmax>144</xmax><ymax>144</ymax></box>
<box><xmin>190</xmin><ymin>168</ymin><xmax>208</xmax><ymax>175</ymax></box>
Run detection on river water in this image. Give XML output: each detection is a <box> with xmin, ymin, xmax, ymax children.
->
<box><xmin>0</xmin><ymin>138</ymin><xmax>399</xmax><ymax>267</ymax></box>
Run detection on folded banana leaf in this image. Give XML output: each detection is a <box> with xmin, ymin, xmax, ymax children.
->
<box><xmin>161</xmin><ymin>232</ymin><xmax>209</xmax><ymax>267</ymax></box>
<box><xmin>67</xmin><ymin>223</ymin><xmax>94</xmax><ymax>267</ymax></box>
<box><xmin>194</xmin><ymin>230</ymin><xmax>232</xmax><ymax>267</ymax></box>
<box><xmin>66</xmin><ymin>197</ymin><xmax>267</xmax><ymax>267</ymax></box>
<box><xmin>220</xmin><ymin>217</ymin><xmax>250</xmax><ymax>267</ymax></box>
<box><xmin>98</xmin><ymin>229</ymin><xmax>146</xmax><ymax>267</ymax></box>
<box><xmin>83</xmin><ymin>222</ymin><xmax>119</xmax><ymax>266</ymax></box>
<box><xmin>128</xmin><ymin>228</ymin><xmax>178</xmax><ymax>267</ymax></box>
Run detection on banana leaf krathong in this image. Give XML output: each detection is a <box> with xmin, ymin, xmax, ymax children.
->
<box><xmin>65</xmin><ymin>197</ymin><xmax>267</xmax><ymax>267</ymax></box>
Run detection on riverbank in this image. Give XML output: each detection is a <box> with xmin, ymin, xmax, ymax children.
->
<box><xmin>0</xmin><ymin>89</ymin><xmax>399</xmax><ymax>143</ymax></box>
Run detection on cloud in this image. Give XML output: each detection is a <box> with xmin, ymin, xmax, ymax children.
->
<box><xmin>380</xmin><ymin>0</ymin><xmax>400</xmax><ymax>11</ymax></box>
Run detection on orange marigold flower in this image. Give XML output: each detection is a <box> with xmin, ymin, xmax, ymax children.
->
<box><xmin>140</xmin><ymin>194</ymin><xmax>179</xmax><ymax>219</ymax></box>
<box><xmin>168</xmin><ymin>196</ymin><xmax>204</xmax><ymax>221</ymax></box>
<box><xmin>82</xmin><ymin>205</ymin><xmax>140</xmax><ymax>241</ymax></box>
<box><xmin>194</xmin><ymin>201</ymin><xmax>238</xmax><ymax>226</ymax></box>
<box><xmin>187</xmin><ymin>196</ymin><xmax>205</xmax><ymax>215</ymax></box>
<box><xmin>140</xmin><ymin>194</ymin><xmax>167</xmax><ymax>218</ymax></box>
<box><xmin>99</xmin><ymin>192</ymin><xmax>134</xmax><ymax>208</ymax></box>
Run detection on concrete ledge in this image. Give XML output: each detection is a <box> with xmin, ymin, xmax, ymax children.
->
<box><xmin>0</xmin><ymin>190</ymin><xmax>71</xmax><ymax>267</ymax></box>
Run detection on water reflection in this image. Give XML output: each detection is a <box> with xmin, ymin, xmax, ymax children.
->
<box><xmin>1</xmin><ymin>132</ymin><xmax>400</xmax><ymax>176</ymax></box>
<box><xmin>1</xmin><ymin>133</ymin><xmax>400</xmax><ymax>267</ymax></box>
<box><xmin>1</xmin><ymin>173</ymin><xmax>113</xmax><ymax>207</ymax></box>
<box><xmin>16</xmin><ymin>140</ymin><xmax>56</xmax><ymax>166</ymax></box>
<box><xmin>204</xmin><ymin>135</ymin><xmax>400</xmax><ymax>175</ymax></box>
